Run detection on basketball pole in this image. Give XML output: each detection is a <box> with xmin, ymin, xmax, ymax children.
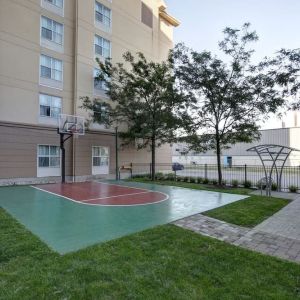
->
<box><xmin>58</xmin><ymin>129</ymin><xmax>73</xmax><ymax>184</ymax></box>
<box><xmin>115</xmin><ymin>126</ymin><xmax>119</xmax><ymax>180</ymax></box>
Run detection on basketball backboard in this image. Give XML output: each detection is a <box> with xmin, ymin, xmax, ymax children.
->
<box><xmin>58</xmin><ymin>114</ymin><xmax>85</xmax><ymax>135</ymax></box>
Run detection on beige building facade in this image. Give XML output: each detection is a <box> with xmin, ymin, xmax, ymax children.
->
<box><xmin>0</xmin><ymin>0</ymin><xmax>179</xmax><ymax>185</ymax></box>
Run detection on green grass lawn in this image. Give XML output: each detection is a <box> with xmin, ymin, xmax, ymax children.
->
<box><xmin>1</xmin><ymin>208</ymin><xmax>300</xmax><ymax>300</ymax></box>
<box><xmin>130</xmin><ymin>179</ymin><xmax>290</xmax><ymax>227</ymax></box>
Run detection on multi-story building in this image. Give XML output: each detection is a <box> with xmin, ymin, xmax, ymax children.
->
<box><xmin>0</xmin><ymin>0</ymin><xmax>179</xmax><ymax>184</ymax></box>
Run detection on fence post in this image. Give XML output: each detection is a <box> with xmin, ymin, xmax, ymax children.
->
<box><xmin>149</xmin><ymin>163</ymin><xmax>152</xmax><ymax>179</ymax></box>
<box><xmin>244</xmin><ymin>164</ymin><xmax>247</xmax><ymax>183</ymax></box>
<box><xmin>205</xmin><ymin>164</ymin><xmax>208</xmax><ymax>180</ymax></box>
<box><xmin>130</xmin><ymin>163</ymin><xmax>133</xmax><ymax>179</ymax></box>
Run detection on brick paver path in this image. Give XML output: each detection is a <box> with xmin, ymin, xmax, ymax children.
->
<box><xmin>174</xmin><ymin>195</ymin><xmax>300</xmax><ymax>263</ymax></box>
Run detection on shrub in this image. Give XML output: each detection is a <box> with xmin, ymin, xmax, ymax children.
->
<box><xmin>132</xmin><ymin>174</ymin><xmax>150</xmax><ymax>179</ymax></box>
<box><xmin>243</xmin><ymin>180</ymin><xmax>252</xmax><ymax>188</ymax></box>
<box><xmin>211</xmin><ymin>179</ymin><xmax>218</xmax><ymax>185</ymax></box>
<box><xmin>203</xmin><ymin>178</ymin><xmax>209</xmax><ymax>184</ymax></box>
<box><xmin>197</xmin><ymin>177</ymin><xmax>203</xmax><ymax>184</ymax></box>
<box><xmin>155</xmin><ymin>172</ymin><xmax>164</xmax><ymax>180</ymax></box>
<box><xmin>183</xmin><ymin>176</ymin><xmax>190</xmax><ymax>182</ymax></box>
<box><xmin>165</xmin><ymin>173</ymin><xmax>176</xmax><ymax>181</ymax></box>
<box><xmin>189</xmin><ymin>177</ymin><xmax>196</xmax><ymax>183</ymax></box>
<box><xmin>289</xmin><ymin>185</ymin><xmax>298</xmax><ymax>193</ymax></box>
<box><xmin>231</xmin><ymin>180</ymin><xmax>239</xmax><ymax>188</ymax></box>
<box><xmin>271</xmin><ymin>182</ymin><xmax>278</xmax><ymax>191</ymax></box>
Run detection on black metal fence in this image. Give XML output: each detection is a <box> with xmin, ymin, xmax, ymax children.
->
<box><xmin>130</xmin><ymin>163</ymin><xmax>300</xmax><ymax>191</ymax></box>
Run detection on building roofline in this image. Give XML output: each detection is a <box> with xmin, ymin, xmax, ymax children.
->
<box><xmin>159</xmin><ymin>5</ymin><xmax>180</xmax><ymax>27</ymax></box>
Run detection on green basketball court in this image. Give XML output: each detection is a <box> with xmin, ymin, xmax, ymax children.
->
<box><xmin>0</xmin><ymin>181</ymin><xmax>248</xmax><ymax>254</ymax></box>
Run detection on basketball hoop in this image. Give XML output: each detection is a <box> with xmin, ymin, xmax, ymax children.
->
<box><xmin>57</xmin><ymin>114</ymin><xmax>85</xmax><ymax>183</ymax></box>
<box><xmin>58</xmin><ymin>114</ymin><xmax>85</xmax><ymax>136</ymax></box>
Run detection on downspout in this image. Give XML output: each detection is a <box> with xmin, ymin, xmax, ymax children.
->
<box><xmin>72</xmin><ymin>0</ymin><xmax>79</xmax><ymax>182</ymax></box>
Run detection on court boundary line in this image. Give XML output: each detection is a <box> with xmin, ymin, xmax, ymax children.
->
<box><xmin>93</xmin><ymin>181</ymin><xmax>152</xmax><ymax>192</ymax></box>
<box><xmin>81</xmin><ymin>191</ymin><xmax>152</xmax><ymax>202</ymax></box>
<box><xmin>30</xmin><ymin>184</ymin><xmax>169</xmax><ymax>207</ymax></box>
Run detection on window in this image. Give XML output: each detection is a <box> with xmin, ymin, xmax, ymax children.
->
<box><xmin>94</xmin><ymin>35</ymin><xmax>111</xmax><ymax>59</ymax></box>
<box><xmin>94</xmin><ymin>68</ymin><xmax>109</xmax><ymax>91</ymax></box>
<box><xmin>95</xmin><ymin>1</ymin><xmax>111</xmax><ymax>27</ymax></box>
<box><xmin>92</xmin><ymin>146</ymin><xmax>109</xmax><ymax>168</ymax></box>
<box><xmin>38</xmin><ymin>145</ymin><xmax>60</xmax><ymax>168</ymax></box>
<box><xmin>41</xmin><ymin>16</ymin><xmax>63</xmax><ymax>45</ymax></box>
<box><xmin>45</xmin><ymin>0</ymin><xmax>63</xmax><ymax>8</ymax></box>
<box><xmin>39</xmin><ymin>94</ymin><xmax>62</xmax><ymax>118</ymax></box>
<box><xmin>40</xmin><ymin>55</ymin><xmax>63</xmax><ymax>81</ymax></box>
<box><xmin>141</xmin><ymin>2</ymin><xmax>153</xmax><ymax>28</ymax></box>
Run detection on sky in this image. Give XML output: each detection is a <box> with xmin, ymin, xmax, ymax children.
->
<box><xmin>166</xmin><ymin>0</ymin><xmax>300</xmax><ymax>129</ymax></box>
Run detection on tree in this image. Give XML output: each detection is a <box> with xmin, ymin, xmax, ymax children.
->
<box><xmin>269</xmin><ymin>48</ymin><xmax>300</xmax><ymax>109</ymax></box>
<box><xmin>81</xmin><ymin>52</ymin><xmax>186</xmax><ymax>180</ymax></box>
<box><xmin>172</xmin><ymin>23</ymin><xmax>285</xmax><ymax>185</ymax></box>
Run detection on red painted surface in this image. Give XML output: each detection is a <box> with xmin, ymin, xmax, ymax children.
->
<box><xmin>35</xmin><ymin>182</ymin><xmax>167</xmax><ymax>206</ymax></box>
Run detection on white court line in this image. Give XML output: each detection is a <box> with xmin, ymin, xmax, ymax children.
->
<box><xmin>30</xmin><ymin>184</ymin><xmax>169</xmax><ymax>207</ymax></box>
<box><xmin>81</xmin><ymin>191</ymin><xmax>152</xmax><ymax>202</ymax></box>
<box><xmin>93</xmin><ymin>181</ymin><xmax>151</xmax><ymax>192</ymax></box>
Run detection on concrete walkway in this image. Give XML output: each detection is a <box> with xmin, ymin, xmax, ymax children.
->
<box><xmin>254</xmin><ymin>195</ymin><xmax>300</xmax><ymax>241</ymax></box>
<box><xmin>174</xmin><ymin>194</ymin><xmax>300</xmax><ymax>263</ymax></box>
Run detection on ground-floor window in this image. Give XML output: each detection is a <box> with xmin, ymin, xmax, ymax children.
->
<box><xmin>92</xmin><ymin>146</ymin><xmax>109</xmax><ymax>175</ymax></box>
<box><xmin>37</xmin><ymin>145</ymin><xmax>61</xmax><ymax>177</ymax></box>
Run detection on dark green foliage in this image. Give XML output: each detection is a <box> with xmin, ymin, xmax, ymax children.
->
<box><xmin>289</xmin><ymin>185</ymin><xmax>298</xmax><ymax>193</ymax></box>
<box><xmin>232</xmin><ymin>180</ymin><xmax>239</xmax><ymax>188</ymax></box>
<box><xmin>203</xmin><ymin>178</ymin><xmax>209</xmax><ymax>184</ymax></box>
<box><xmin>132</xmin><ymin>174</ymin><xmax>150</xmax><ymax>179</ymax></box>
<box><xmin>81</xmin><ymin>52</ymin><xmax>186</xmax><ymax>180</ymax></box>
<box><xmin>267</xmin><ymin>48</ymin><xmax>300</xmax><ymax>109</ymax></box>
<box><xmin>173</xmin><ymin>23</ymin><xmax>286</xmax><ymax>185</ymax></box>
<box><xmin>165</xmin><ymin>173</ymin><xmax>176</xmax><ymax>181</ymax></box>
<box><xmin>189</xmin><ymin>177</ymin><xmax>196</xmax><ymax>183</ymax></box>
<box><xmin>271</xmin><ymin>182</ymin><xmax>278</xmax><ymax>191</ymax></box>
<box><xmin>197</xmin><ymin>177</ymin><xmax>204</xmax><ymax>184</ymax></box>
<box><xmin>243</xmin><ymin>180</ymin><xmax>252</xmax><ymax>188</ymax></box>
<box><xmin>155</xmin><ymin>172</ymin><xmax>164</xmax><ymax>180</ymax></box>
<box><xmin>183</xmin><ymin>176</ymin><xmax>189</xmax><ymax>182</ymax></box>
<box><xmin>211</xmin><ymin>179</ymin><xmax>218</xmax><ymax>185</ymax></box>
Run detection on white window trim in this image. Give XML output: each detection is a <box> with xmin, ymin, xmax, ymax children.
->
<box><xmin>94</xmin><ymin>1</ymin><xmax>112</xmax><ymax>29</ymax></box>
<box><xmin>94</xmin><ymin>34</ymin><xmax>111</xmax><ymax>59</ymax></box>
<box><xmin>41</xmin><ymin>0</ymin><xmax>64</xmax><ymax>10</ymax></box>
<box><xmin>92</xmin><ymin>146</ymin><xmax>110</xmax><ymax>175</ymax></box>
<box><xmin>39</xmin><ymin>54</ymin><xmax>63</xmax><ymax>83</ymax></box>
<box><xmin>41</xmin><ymin>0</ymin><xmax>64</xmax><ymax>17</ymax></box>
<box><xmin>37</xmin><ymin>145</ymin><xmax>61</xmax><ymax>167</ymax></box>
<box><xmin>37</xmin><ymin>145</ymin><xmax>61</xmax><ymax>177</ymax></box>
<box><xmin>39</xmin><ymin>93</ymin><xmax>62</xmax><ymax>119</ymax></box>
<box><xmin>46</xmin><ymin>0</ymin><xmax>64</xmax><ymax>9</ymax></box>
<box><xmin>40</xmin><ymin>16</ymin><xmax>64</xmax><ymax>47</ymax></box>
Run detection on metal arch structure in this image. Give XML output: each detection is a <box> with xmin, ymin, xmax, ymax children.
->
<box><xmin>247</xmin><ymin>144</ymin><xmax>300</xmax><ymax>196</ymax></box>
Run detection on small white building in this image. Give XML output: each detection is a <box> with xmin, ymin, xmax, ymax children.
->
<box><xmin>173</xmin><ymin>127</ymin><xmax>300</xmax><ymax>166</ymax></box>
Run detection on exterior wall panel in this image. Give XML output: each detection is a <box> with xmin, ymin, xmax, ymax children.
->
<box><xmin>0</xmin><ymin>0</ymin><xmax>177</xmax><ymax>184</ymax></box>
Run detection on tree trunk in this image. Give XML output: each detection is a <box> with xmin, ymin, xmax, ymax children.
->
<box><xmin>216</xmin><ymin>134</ymin><xmax>222</xmax><ymax>185</ymax></box>
<box><xmin>151</xmin><ymin>136</ymin><xmax>156</xmax><ymax>181</ymax></box>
